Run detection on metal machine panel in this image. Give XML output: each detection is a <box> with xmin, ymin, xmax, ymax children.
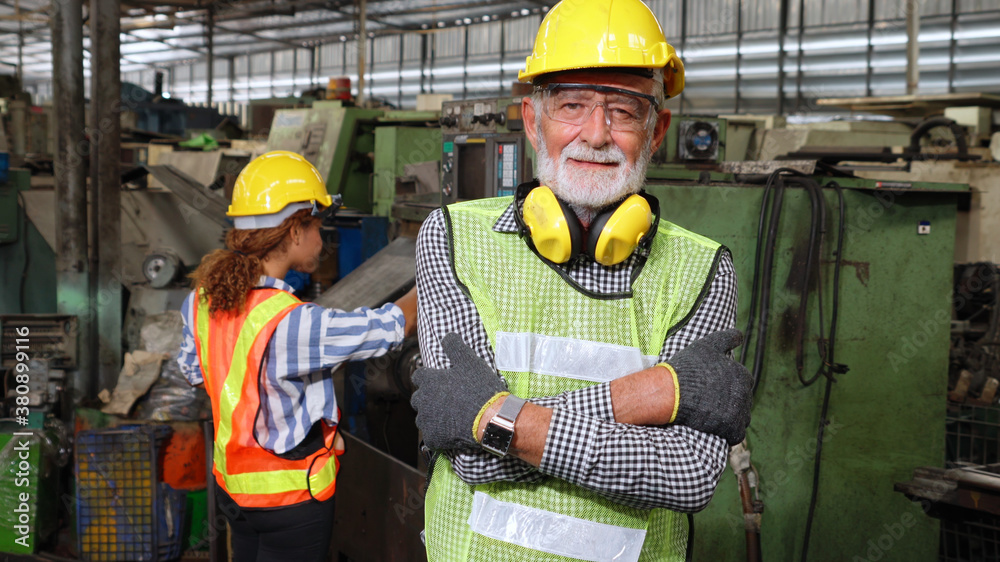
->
<box><xmin>439</xmin><ymin>97</ymin><xmax>534</xmax><ymax>205</ymax></box>
<box><xmin>373</xmin><ymin>127</ymin><xmax>442</xmax><ymax>217</ymax></box>
<box><xmin>1</xmin><ymin>314</ymin><xmax>78</xmax><ymax>369</ymax></box>
<box><xmin>266</xmin><ymin>102</ymin><xmax>384</xmax><ymax>213</ymax></box>
<box><xmin>332</xmin><ymin>431</ymin><xmax>427</xmax><ymax>562</ymax></box>
<box><xmin>441</xmin><ymin>134</ymin><xmax>530</xmax><ymax>204</ymax></box>
<box><xmin>314</xmin><ymin>237</ymin><xmax>416</xmax><ymax>312</ymax></box>
<box><xmin>648</xmin><ymin>181</ymin><xmax>961</xmax><ymax>562</ymax></box>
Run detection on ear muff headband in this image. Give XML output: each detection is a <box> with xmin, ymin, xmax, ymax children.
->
<box><xmin>586</xmin><ymin>194</ymin><xmax>653</xmax><ymax>266</ymax></box>
<box><xmin>516</xmin><ymin>183</ymin><xmax>658</xmax><ymax>266</ymax></box>
<box><xmin>521</xmin><ymin>186</ymin><xmax>582</xmax><ymax>264</ymax></box>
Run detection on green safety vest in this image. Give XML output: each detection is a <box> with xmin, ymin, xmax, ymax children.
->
<box><xmin>425</xmin><ymin>197</ymin><xmax>724</xmax><ymax>562</ymax></box>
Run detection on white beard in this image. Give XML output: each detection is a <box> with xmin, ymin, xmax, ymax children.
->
<box><xmin>534</xmin><ymin>122</ymin><xmax>654</xmax><ymax>224</ymax></box>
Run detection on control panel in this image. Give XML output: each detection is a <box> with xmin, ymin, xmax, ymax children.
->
<box><xmin>440</xmin><ymin>98</ymin><xmax>534</xmax><ymax>205</ymax></box>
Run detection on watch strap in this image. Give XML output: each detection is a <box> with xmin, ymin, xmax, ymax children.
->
<box><xmin>496</xmin><ymin>395</ymin><xmax>527</xmax><ymax>424</ymax></box>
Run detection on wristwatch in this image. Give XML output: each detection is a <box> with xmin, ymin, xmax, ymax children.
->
<box><xmin>480</xmin><ymin>395</ymin><xmax>527</xmax><ymax>457</ymax></box>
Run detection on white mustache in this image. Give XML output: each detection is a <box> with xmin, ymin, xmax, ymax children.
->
<box><xmin>560</xmin><ymin>142</ymin><xmax>625</xmax><ymax>165</ymax></box>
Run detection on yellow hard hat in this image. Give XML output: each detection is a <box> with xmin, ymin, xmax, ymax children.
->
<box><xmin>228</xmin><ymin>151</ymin><xmax>333</xmax><ymax>226</ymax></box>
<box><xmin>518</xmin><ymin>0</ymin><xmax>685</xmax><ymax>99</ymax></box>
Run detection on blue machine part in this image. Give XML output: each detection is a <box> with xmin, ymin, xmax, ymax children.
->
<box><xmin>283</xmin><ymin>270</ymin><xmax>311</xmax><ymax>293</ymax></box>
<box><xmin>336</xmin><ymin>216</ymin><xmax>389</xmax><ymax>279</ymax></box>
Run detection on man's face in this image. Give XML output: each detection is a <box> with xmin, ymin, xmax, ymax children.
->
<box><xmin>523</xmin><ymin>71</ymin><xmax>671</xmax><ymax>221</ymax></box>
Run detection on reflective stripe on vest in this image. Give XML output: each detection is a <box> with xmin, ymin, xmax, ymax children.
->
<box><xmin>425</xmin><ymin>197</ymin><xmax>723</xmax><ymax>562</ymax></box>
<box><xmin>494</xmin><ymin>331</ymin><xmax>660</xmax><ymax>384</ymax></box>
<box><xmin>468</xmin><ymin>491</ymin><xmax>646</xmax><ymax>562</ymax></box>
<box><xmin>192</xmin><ymin>289</ymin><xmax>339</xmax><ymax>507</ymax></box>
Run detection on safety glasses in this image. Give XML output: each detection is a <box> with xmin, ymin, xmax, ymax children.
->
<box><xmin>312</xmin><ymin>193</ymin><xmax>343</xmax><ymax>224</ymax></box>
<box><xmin>536</xmin><ymin>83</ymin><xmax>659</xmax><ymax>133</ymax></box>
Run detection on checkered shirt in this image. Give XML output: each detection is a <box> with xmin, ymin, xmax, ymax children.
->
<box><xmin>415</xmin><ymin>203</ymin><xmax>737</xmax><ymax>512</ymax></box>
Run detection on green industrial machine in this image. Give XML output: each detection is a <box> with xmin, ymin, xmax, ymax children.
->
<box><xmin>0</xmin><ymin>168</ymin><xmax>29</xmax><ymax>244</ymax></box>
<box><xmin>645</xmin><ymin>176</ymin><xmax>964</xmax><ymax>561</ymax></box>
<box><xmin>266</xmin><ymin>101</ymin><xmax>441</xmax><ymax>215</ymax></box>
<box><xmin>0</xmin><ymin>168</ymin><xmax>55</xmax><ymax>315</ymax></box>
<box><xmin>0</xmin><ymin>419</ymin><xmax>63</xmax><ymax>554</ymax></box>
<box><xmin>373</xmin><ymin>120</ymin><xmax>442</xmax><ymax>217</ymax></box>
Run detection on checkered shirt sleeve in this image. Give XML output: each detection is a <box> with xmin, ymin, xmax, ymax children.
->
<box><xmin>415</xmin><ymin>208</ymin><xmax>735</xmax><ymax>511</ymax></box>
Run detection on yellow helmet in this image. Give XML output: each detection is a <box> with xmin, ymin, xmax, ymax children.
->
<box><xmin>228</xmin><ymin>151</ymin><xmax>333</xmax><ymax>229</ymax></box>
<box><xmin>518</xmin><ymin>0</ymin><xmax>685</xmax><ymax>99</ymax></box>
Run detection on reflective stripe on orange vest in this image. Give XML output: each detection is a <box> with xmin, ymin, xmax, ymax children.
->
<box><xmin>193</xmin><ymin>288</ymin><xmax>339</xmax><ymax>508</ymax></box>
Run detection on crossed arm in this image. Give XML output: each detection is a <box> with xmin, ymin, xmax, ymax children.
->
<box><xmin>414</xmin><ymin>210</ymin><xmax>737</xmax><ymax>512</ymax></box>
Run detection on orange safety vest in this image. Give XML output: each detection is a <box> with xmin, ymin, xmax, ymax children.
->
<box><xmin>192</xmin><ymin>287</ymin><xmax>340</xmax><ymax>508</ymax></box>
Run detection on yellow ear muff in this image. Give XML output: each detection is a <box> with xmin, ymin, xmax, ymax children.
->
<box><xmin>587</xmin><ymin>194</ymin><xmax>653</xmax><ymax>266</ymax></box>
<box><xmin>522</xmin><ymin>186</ymin><xmax>582</xmax><ymax>264</ymax></box>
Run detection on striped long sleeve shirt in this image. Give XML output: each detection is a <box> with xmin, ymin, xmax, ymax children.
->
<box><xmin>176</xmin><ymin>276</ymin><xmax>406</xmax><ymax>455</ymax></box>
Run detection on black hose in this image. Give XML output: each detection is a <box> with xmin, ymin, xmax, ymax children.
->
<box><xmin>742</xmin><ymin>168</ymin><xmax>826</xmax><ymax>394</ymax></box>
<box><xmin>907</xmin><ymin>116</ymin><xmax>968</xmax><ymax>159</ymax></box>
<box><xmin>740</xmin><ymin>172</ymin><xmax>778</xmax><ymax>366</ymax></box>
<box><xmin>750</xmin><ymin>177</ymin><xmax>785</xmax><ymax>393</ymax></box>
<box><xmin>800</xmin><ymin>183</ymin><xmax>847</xmax><ymax>562</ymax></box>
<box><xmin>791</xmin><ymin>176</ymin><xmax>827</xmax><ymax>387</ymax></box>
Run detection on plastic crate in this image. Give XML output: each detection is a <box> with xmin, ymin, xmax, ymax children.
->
<box><xmin>158</xmin><ymin>484</ymin><xmax>186</xmax><ymax>561</ymax></box>
<box><xmin>75</xmin><ymin>425</ymin><xmax>172</xmax><ymax>561</ymax></box>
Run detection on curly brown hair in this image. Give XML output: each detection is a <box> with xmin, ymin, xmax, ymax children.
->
<box><xmin>189</xmin><ymin>208</ymin><xmax>320</xmax><ymax>316</ymax></box>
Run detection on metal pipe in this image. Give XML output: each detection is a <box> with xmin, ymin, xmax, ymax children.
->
<box><xmin>397</xmin><ymin>34</ymin><xmax>404</xmax><ymax>107</ymax></box>
<box><xmin>945</xmin><ymin>468</ymin><xmax>1000</xmax><ymax>494</ymax></box>
<box><xmin>310</xmin><ymin>47</ymin><xmax>317</xmax><ymax>93</ymax></box>
<box><xmin>498</xmin><ymin>19</ymin><xmax>505</xmax><ymax>96</ymax></box>
<box><xmin>734</xmin><ymin>0</ymin><xmax>742</xmax><ymax>113</ymax></box>
<box><xmin>778</xmin><ymin>0</ymin><xmax>789</xmax><ymax>114</ymax></box>
<box><xmin>89</xmin><ymin>0</ymin><xmax>122</xmax><ymax>396</ymax></box>
<box><xmin>228</xmin><ymin>55</ymin><xmax>235</xmax><ymax>102</ymax></box>
<box><xmin>357</xmin><ymin>0</ymin><xmax>366</xmax><ymax>105</ymax></box>
<box><xmin>206</xmin><ymin>7</ymin><xmax>215</xmax><ymax>105</ymax></box>
<box><xmin>906</xmin><ymin>0</ymin><xmax>920</xmax><ymax>95</ymax></box>
<box><xmin>678</xmin><ymin>0</ymin><xmax>687</xmax><ymax>113</ymax></box>
<box><xmin>51</xmin><ymin>0</ymin><xmax>90</xmax><ymax>406</ymax></box>
<box><xmin>462</xmin><ymin>25</ymin><xmax>469</xmax><ymax>99</ymax></box>
<box><xmin>864</xmin><ymin>0</ymin><xmax>875</xmax><ymax>96</ymax></box>
<box><xmin>737</xmin><ymin>470</ymin><xmax>762</xmax><ymax>562</ymax></box>
<box><xmin>794</xmin><ymin>0</ymin><xmax>805</xmax><ymax>111</ymax></box>
<box><xmin>947</xmin><ymin>0</ymin><xmax>957</xmax><ymax>93</ymax></box>
<box><xmin>419</xmin><ymin>33</ymin><xmax>427</xmax><ymax>94</ymax></box>
<box><xmin>16</xmin><ymin>0</ymin><xmax>22</xmax><ymax>86</ymax></box>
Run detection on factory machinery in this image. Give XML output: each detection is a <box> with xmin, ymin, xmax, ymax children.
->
<box><xmin>319</xmin><ymin>93</ymin><xmax>1000</xmax><ymax>562</ymax></box>
<box><xmin>2</xmin><ymin>90</ymin><xmax>1000</xmax><ymax>560</ymax></box>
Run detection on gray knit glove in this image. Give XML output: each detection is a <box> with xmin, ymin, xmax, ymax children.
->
<box><xmin>665</xmin><ymin>329</ymin><xmax>753</xmax><ymax>445</ymax></box>
<box><xmin>411</xmin><ymin>333</ymin><xmax>508</xmax><ymax>451</ymax></box>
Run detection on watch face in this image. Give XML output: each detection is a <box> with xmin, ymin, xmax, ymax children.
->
<box><xmin>481</xmin><ymin>424</ymin><xmax>514</xmax><ymax>456</ymax></box>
